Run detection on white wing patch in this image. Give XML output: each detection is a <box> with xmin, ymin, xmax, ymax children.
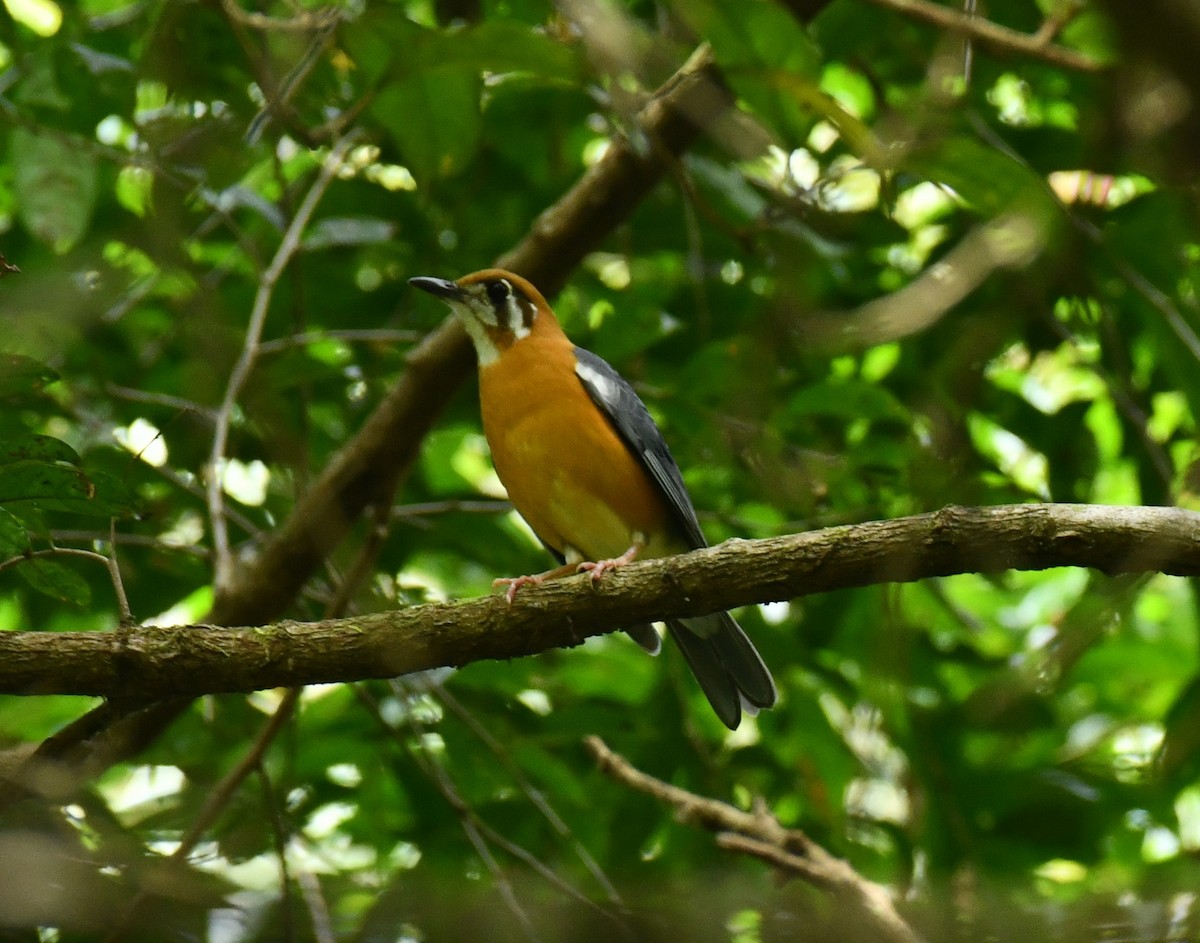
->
<box><xmin>575</xmin><ymin>359</ymin><xmax>618</xmax><ymax>405</ymax></box>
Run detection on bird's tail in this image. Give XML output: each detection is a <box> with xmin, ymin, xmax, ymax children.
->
<box><xmin>667</xmin><ymin>612</ymin><xmax>777</xmax><ymax>730</ymax></box>
<box><xmin>623</xmin><ymin>623</ymin><xmax>662</xmax><ymax>654</ymax></box>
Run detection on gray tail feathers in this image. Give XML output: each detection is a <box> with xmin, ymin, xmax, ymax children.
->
<box><xmin>623</xmin><ymin>623</ymin><xmax>662</xmax><ymax>655</ymax></box>
<box><xmin>667</xmin><ymin>612</ymin><xmax>777</xmax><ymax>730</ymax></box>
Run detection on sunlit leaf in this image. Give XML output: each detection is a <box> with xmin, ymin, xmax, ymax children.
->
<box><xmin>372</xmin><ymin>69</ymin><xmax>482</xmax><ymax>182</ymax></box>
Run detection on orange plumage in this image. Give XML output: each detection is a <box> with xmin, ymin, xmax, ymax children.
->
<box><xmin>478</xmin><ymin>306</ymin><xmax>674</xmax><ymax>562</ymax></box>
<box><xmin>409</xmin><ymin>268</ymin><xmax>777</xmax><ymax>729</ymax></box>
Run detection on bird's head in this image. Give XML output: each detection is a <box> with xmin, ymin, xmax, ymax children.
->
<box><xmin>409</xmin><ymin>268</ymin><xmax>556</xmax><ymax>366</ymax></box>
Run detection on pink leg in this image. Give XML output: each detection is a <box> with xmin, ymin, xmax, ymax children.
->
<box><xmin>576</xmin><ymin>542</ymin><xmax>643</xmax><ymax>584</ymax></box>
<box><xmin>494</xmin><ymin>561</ymin><xmax>578</xmax><ymax>604</ymax></box>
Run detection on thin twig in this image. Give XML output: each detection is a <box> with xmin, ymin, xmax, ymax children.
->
<box><xmin>585</xmin><ymin>736</ymin><xmax>926</xmax><ymax>943</ymax></box>
<box><xmin>154</xmin><ymin>459</ymin><xmax>264</xmax><ymax>539</ymax></box>
<box><xmin>1029</xmin><ymin>0</ymin><xmax>1085</xmax><ymax>46</ymax></box>
<box><xmin>256</xmin><ymin>328</ymin><xmax>422</xmax><ymax>355</ymax></box>
<box><xmin>716</xmin><ymin>832</ymin><xmax>846</xmax><ymax>886</ymax></box>
<box><xmin>49</xmin><ymin>531</ymin><xmax>210</xmax><ymax>557</ymax></box>
<box><xmin>296</xmin><ymin>870</ymin><xmax>336</xmax><ymax>943</ymax></box>
<box><xmin>860</xmin><ymin>0</ymin><xmax>1105</xmax><ymax>72</ymax></box>
<box><xmin>107</xmin><ymin>520</ymin><xmax>134</xmax><ymax>626</ymax></box>
<box><xmin>392</xmin><ymin>499</ymin><xmax>512</xmax><ymax>529</ymax></box>
<box><xmin>0</xmin><ymin>546</ymin><xmax>110</xmax><ymax>574</ymax></box>
<box><xmin>245</xmin><ymin>16</ymin><xmax>340</xmax><ymax>144</ymax></box>
<box><xmin>106</xmin><ymin>385</ymin><xmax>220</xmax><ymax>423</ymax></box>
<box><xmin>961</xmin><ymin>0</ymin><xmax>976</xmax><ymax>84</ymax></box>
<box><xmin>207</xmin><ymin>133</ymin><xmax>359</xmax><ymax>587</ymax></box>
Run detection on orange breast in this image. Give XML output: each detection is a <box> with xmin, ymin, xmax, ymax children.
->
<box><xmin>479</xmin><ymin>331</ymin><xmax>673</xmax><ymax>562</ymax></box>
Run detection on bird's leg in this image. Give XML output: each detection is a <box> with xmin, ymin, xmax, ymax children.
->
<box><xmin>576</xmin><ymin>537</ymin><xmax>645</xmax><ymax>585</ymax></box>
<box><xmin>493</xmin><ymin>561</ymin><xmax>579</xmax><ymax>604</ymax></box>
<box><xmin>497</xmin><ymin>536</ymin><xmax>647</xmax><ymax>602</ymax></box>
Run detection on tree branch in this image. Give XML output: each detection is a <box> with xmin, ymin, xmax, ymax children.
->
<box><xmin>860</xmin><ymin>0</ymin><xmax>1105</xmax><ymax>72</ymax></box>
<box><xmin>2</xmin><ymin>504</ymin><xmax>1198</xmax><ymax>699</ymax></box>
<box><xmin>584</xmin><ymin>736</ymin><xmax>926</xmax><ymax>943</ymax></box>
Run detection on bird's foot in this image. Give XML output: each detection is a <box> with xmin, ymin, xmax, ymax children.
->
<box><xmin>576</xmin><ymin>543</ymin><xmax>642</xmax><ymax>585</ymax></box>
<box><xmin>494</xmin><ymin>560</ymin><xmax>579</xmax><ymax>603</ymax></box>
<box><xmin>494</xmin><ymin>573</ymin><xmax>545</xmax><ymax>604</ymax></box>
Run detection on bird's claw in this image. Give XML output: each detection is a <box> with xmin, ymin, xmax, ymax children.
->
<box><xmin>576</xmin><ymin>545</ymin><xmax>640</xmax><ymax>585</ymax></box>
<box><xmin>494</xmin><ymin>574</ymin><xmax>544</xmax><ymax>604</ymax></box>
<box><xmin>497</xmin><ymin>544</ymin><xmax>642</xmax><ymax>601</ymax></box>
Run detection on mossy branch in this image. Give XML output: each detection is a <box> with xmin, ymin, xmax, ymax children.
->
<box><xmin>3</xmin><ymin>503</ymin><xmax>1198</xmax><ymax>699</ymax></box>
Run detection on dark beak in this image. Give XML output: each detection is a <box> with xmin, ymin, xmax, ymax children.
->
<box><xmin>409</xmin><ymin>276</ymin><xmax>464</xmax><ymax>301</ymax></box>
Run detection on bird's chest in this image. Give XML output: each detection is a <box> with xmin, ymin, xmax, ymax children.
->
<box><xmin>478</xmin><ymin>349</ymin><xmax>670</xmax><ymax>561</ymax></box>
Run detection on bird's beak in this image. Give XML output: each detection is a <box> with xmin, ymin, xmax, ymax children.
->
<box><xmin>409</xmin><ymin>276</ymin><xmax>465</xmax><ymax>301</ymax></box>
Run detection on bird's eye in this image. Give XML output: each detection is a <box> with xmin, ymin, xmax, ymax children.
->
<box><xmin>486</xmin><ymin>280</ymin><xmax>511</xmax><ymax>307</ymax></box>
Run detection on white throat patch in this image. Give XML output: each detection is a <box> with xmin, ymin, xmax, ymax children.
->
<box><xmin>451</xmin><ymin>302</ymin><xmax>500</xmax><ymax>366</ymax></box>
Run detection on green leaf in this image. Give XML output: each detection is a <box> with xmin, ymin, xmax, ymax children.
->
<box><xmin>341</xmin><ymin>12</ymin><xmax>422</xmax><ymax>84</ymax></box>
<box><xmin>786</xmin><ymin>379</ymin><xmax>909</xmax><ymax>422</ymax></box>
<box><xmin>17</xmin><ymin>557</ymin><xmax>92</xmax><ymax>607</ymax></box>
<box><xmin>0</xmin><ymin>462</ymin><xmax>138</xmax><ymax>518</ymax></box>
<box><xmin>905</xmin><ymin>136</ymin><xmax>1050</xmax><ymax>216</ymax></box>
<box><xmin>0</xmin><ymin>435</ymin><xmax>83</xmax><ymax>468</ymax></box>
<box><xmin>450</xmin><ymin>20</ymin><xmax>582</xmax><ymax>81</ymax></box>
<box><xmin>0</xmin><ymin>355</ymin><xmax>59</xmax><ymax>399</ymax></box>
<box><xmin>0</xmin><ymin>507</ymin><xmax>31</xmax><ymax>558</ymax></box>
<box><xmin>11</xmin><ymin>126</ymin><xmax>99</xmax><ymax>252</ymax></box>
<box><xmin>344</xmin><ymin>15</ymin><xmax>582</xmax><ymax>85</ymax></box>
<box><xmin>668</xmin><ymin>0</ymin><xmax>817</xmax><ymax>71</ymax></box>
<box><xmin>83</xmin><ymin>469</ymin><xmax>141</xmax><ymax>519</ymax></box>
<box><xmin>666</xmin><ymin>0</ymin><xmax>818</xmax><ymax>143</ymax></box>
<box><xmin>0</xmin><ymin>461</ymin><xmax>95</xmax><ymax>505</ymax></box>
<box><xmin>373</xmin><ymin>69</ymin><xmax>481</xmax><ymax>182</ymax></box>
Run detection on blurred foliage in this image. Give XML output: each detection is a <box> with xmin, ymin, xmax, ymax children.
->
<box><xmin>1</xmin><ymin>0</ymin><xmax>1199</xmax><ymax>940</ymax></box>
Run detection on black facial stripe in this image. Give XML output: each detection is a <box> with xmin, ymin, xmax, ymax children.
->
<box><xmin>484</xmin><ymin>278</ymin><xmax>534</xmax><ymax>334</ymax></box>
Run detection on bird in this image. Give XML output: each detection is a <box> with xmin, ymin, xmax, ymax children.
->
<box><xmin>409</xmin><ymin>268</ymin><xmax>777</xmax><ymax>729</ymax></box>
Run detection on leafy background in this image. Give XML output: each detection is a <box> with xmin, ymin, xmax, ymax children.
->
<box><xmin>1</xmin><ymin>0</ymin><xmax>1199</xmax><ymax>940</ymax></box>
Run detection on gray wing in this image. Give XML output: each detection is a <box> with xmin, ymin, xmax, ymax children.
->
<box><xmin>572</xmin><ymin>347</ymin><xmax>707</xmax><ymax>549</ymax></box>
<box><xmin>574</xmin><ymin>346</ymin><xmax>777</xmax><ymax>729</ymax></box>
